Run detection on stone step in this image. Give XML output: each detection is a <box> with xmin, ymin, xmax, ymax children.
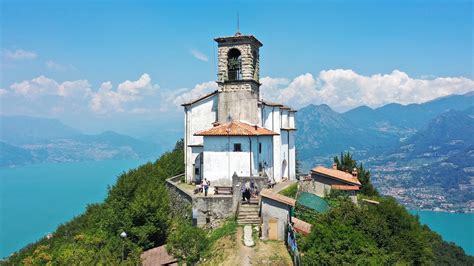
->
<box><xmin>239</xmin><ymin>206</ymin><xmax>259</xmax><ymax>210</ymax></box>
<box><xmin>238</xmin><ymin>210</ymin><xmax>259</xmax><ymax>215</ymax></box>
<box><xmin>238</xmin><ymin>212</ymin><xmax>259</xmax><ymax>217</ymax></box>
<box><xmin>238</xmin><ymin>216</ymin><xmax>259</xmax><ymax>221</ymax></box>
<box><xmin>238</xmin><ymin>218</ymin><xmax>261</xmax><ymax>225</ymax></box>
<box><xmin>240</xmin><ymin>204</ymin><xmax>258</xmax><ymax>208</ymax></box>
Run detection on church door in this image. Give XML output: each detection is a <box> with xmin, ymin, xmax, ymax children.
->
<box><xmin>194</xmin><ymin>152</ymin><xmax>203</xmax><ymax>184</ymax></box>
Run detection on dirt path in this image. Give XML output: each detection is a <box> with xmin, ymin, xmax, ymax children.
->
<box><xmin>202</xmin><ymin>227</ymin><xmax>293</xmax><ymax>266</ymax></box>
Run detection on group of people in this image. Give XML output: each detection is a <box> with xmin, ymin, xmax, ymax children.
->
<box><xmin>194</xmin><ymin>178</ymin><xmax>210</xmax><ymax>196</ymax></box>
<box><xmin>241</xmin><ymin>181</ymin><xmax>258</xmax><ymax>204</ymax></box>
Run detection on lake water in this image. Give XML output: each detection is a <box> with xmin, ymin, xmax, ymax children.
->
<box><xmin>410</xmin><ymin>210</ymin><xmax>474</xmax><ymax>256</ymax></box>
<box><xmin>0</xmin><ymin>159</ymin><xmax>150</xmax><ymax>258</ymax></box>
<box><xmin>1</xmin><ymin>161</ymin><xmax>473</xmax><ymax>258</ymax></box>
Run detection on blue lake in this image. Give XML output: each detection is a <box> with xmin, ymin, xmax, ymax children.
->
<box><xmin>410</xmin><ymin>210</ymin><xmax>474</xmax><ymax>256</ymax></box>
<box><xmin>0</xmin><ymin>159</ymin><xmax>150</xmax><ymax>258</ymax></box>
<box><xmin>1</xmin><ymin>160</ymin><xmax>473</xmax><ymax>258</ymax></box>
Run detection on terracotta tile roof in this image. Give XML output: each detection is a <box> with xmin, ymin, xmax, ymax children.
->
<box><xmin>195</xmin><ymin>121</ymin><xmax>278</xmax><ymax>136</ymax></box>
<box><xmin>311</xmin><ymin>166</ymin><xmax>362</xmax><ymax>186</ymax></box>
<box><xmin>141</xmin><ymin>245</ymin><xmax>177</xmax><ymax>266</ymax></box>
<box><xmin>260</xmin><ymin>189</ymin><xmax>296</xmax><ymax>206</ymax></box>
<box><xmin>181</xmin><ymin>90</ymin><xmax>218</xmax><ymax>106</ymax></box>
<box><xmin>331</xmin><ymin>185</ymin><xmax>360</xmax><ymax>191</ymax></box>
<box><xmin>292</xmin><ymin>217</ymin><xmax>312</xmax><ymax>235</ymax></box>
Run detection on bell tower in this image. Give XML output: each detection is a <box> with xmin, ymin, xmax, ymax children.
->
<box><xmin>214</xmin><ymin>33</ymin><xmax>263</xmax><ymax>124</ymax></box>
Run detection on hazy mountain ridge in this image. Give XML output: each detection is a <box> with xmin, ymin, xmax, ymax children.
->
<box><xmin>296</xmin><ymin>92</ymin><xmax>474</xmax><ymax>212</ymax></box>
<box><xmin>0</xmin><ymin>116</ymin><xmax>162</xmax><ymax>167</ymax></box>
<box><xmin>369</xmin><ymin>107</ymin><xmax>474</xmax><ymax>212</ymax></box>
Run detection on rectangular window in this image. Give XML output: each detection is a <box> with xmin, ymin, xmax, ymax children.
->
<box><xmin>233</xmin><ymin>143</ymin><xmax>242</xmax><ymax>152</ymax></box>
<box><xmin>259</xmin><ymin>143</ymin><xmax>262</xmax><ymax>154</ymax></box>
<box><xmin>195</xmin><ymin>168</ymin><xmax>200</xmax><ymax>175</ymax></box>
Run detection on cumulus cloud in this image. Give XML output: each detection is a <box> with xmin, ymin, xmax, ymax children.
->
<box><xmin>90</xmin><ymin>73</ymin><xmax>159</xmax><ymax>114</ymax></box>
<box><xmin>2</xmin><ymin>49</ymin><xmax>37</xmax><ymax>60</ymax></box>
<box><xmin>9</xmin><ymin>75</ymin><xmax>91</xmax><ymax>98</ymax></box>
<box><xmin>261</xmin><ymin>69</ymin><xmax>474</xmax><ymax>111</ymax></box>
<box><xmin>0</xmin><ymin>88</ymin><xmax>8</xmax><ymax>96</ymax></box>
<box><xmin>172</xmin><ymin>81</ymin><xmax>218</xmax><ymax>106</ymax></box>
<box><xmin>3</xmin><ymin>70</ymin><xmax>473</xmax><ymax>119</ymax></box>
<box><xmin>4</xmin><ymin>73</ymin><xmax>160</xmax><ymax>116</ymax></box>
<box><xmin>190</xmin><ymin>49</ymin><xmax>209</xmax><ymax>62</ymax></box>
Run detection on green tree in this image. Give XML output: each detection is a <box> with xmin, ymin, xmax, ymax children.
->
<box><xmin>166</xmin><ymin>222</ymin><xmax>208</xmax><ymax>264</ymax></box>
<box><xmin>333</xmin><ymin>152</ymin><xmax>378</xmax><ymax>196</ymax></box>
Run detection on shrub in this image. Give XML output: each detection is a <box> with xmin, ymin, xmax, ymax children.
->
<box><xmin>166</xmin><ymin>222</ymin><xmax>208</xmax><ymax>264</ymax></box>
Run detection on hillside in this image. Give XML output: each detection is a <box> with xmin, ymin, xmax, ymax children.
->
<box><xmin>296</xmin><ymin>104</ymin><xmax>398</xmax><ymax>168</ymax></box>
<box><xmin>369</xmin><ymin>108</ymin><xmax>474</xmax><ymax>212</ymax></box>
<box><xmin>2</xmin><ymin>142</ymin><xmax>472</xmax><ymax>265</ymax></box>
<box><xmin>296</xmin><ymin>92</ymin><xmax>474</xmax><ymax>212</ymax></box>
<box><xmin>2</xmin><ymin>141</ymin><xmax>185</xmax><ymax>264</ymax></box>
<box><xmin>0</xmin><ymin>116</ymin><xmax>161</xmax><ymax>167</ymax></box>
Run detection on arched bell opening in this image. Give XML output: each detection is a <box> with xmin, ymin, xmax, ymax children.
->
<box><xmin>227</xmin><ymin>48</ymin><xmax>242</xmax><ymax>81</ymax></box>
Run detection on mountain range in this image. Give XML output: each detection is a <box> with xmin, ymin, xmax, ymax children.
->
<box><xmin>296</xmin><ymin>92</ymin><xmax>474</xmax><ymax>212</ymax></box>
<box><xmin>0</xmin><ymin>116</ymin><xmax>162</xmax><ymax>167</ymax></box>
<box><xmin>1</xmin><ymin>92</ymin><xmax>472</xmax><ymax>211</ymax></box>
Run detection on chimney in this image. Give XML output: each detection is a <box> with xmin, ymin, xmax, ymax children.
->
<box><xmin>332</xmin><ymin>163</ymin><xmax>337</xmax><ymax>170</ymax></box>
<box><xmin>352</xmin><ymin>168</ymin><xmax>358</xmax><ymax>178</ymax></box>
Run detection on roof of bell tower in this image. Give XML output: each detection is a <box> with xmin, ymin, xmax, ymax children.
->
<box><xmin>214</xmin><ymin>34</ymin><xmax>263</xmax><ymax>47</ymax></box>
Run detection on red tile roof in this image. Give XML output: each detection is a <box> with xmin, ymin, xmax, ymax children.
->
<box><xmin>195</xmin><ymin>121</ymin><xmax>278</xmax><ymax>136</ymax></box>
<box><xmin>311</xmin><ymin>166</ymin><xmax>362</xmax><ymax>186</ymax></box>
<box><xmin>331</xmin><ymin>185</ymin><xmax>360</xmax><ymax>191</ymax></box>
<box><xmin>141</xmin><ymin>245</ymin><xmax>177</xmax><ymax>266</ymax></box>
<box><xmin>181</xmin><ymin>90</ymin><xmax>218</xmax><ymax>106</ymax></box>
<box><xmin>260</xmin><ymin>189</ymin><xmax>296</xmax><ymax>206</ymax></box>
<box><xmin>292</xmin><ymin>217</ymin><xmax>312</xmax><ymax>235</ymax></box>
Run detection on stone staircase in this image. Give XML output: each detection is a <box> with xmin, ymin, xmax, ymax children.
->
<box><xmin>237</xmin><ymin>197</ymin><xmax>260</xmax><ymax>225</ymax></box>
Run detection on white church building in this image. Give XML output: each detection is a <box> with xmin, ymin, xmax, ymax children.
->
<box><xmin>182</xmin><ymin>33</ymin><xmax>296</xmax><ymax>186</ymax></box>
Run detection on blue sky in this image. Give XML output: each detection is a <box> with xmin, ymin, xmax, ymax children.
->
<box><xmin>1</xmin><ymin>0</ymin><xmax>473</xmax><ymax>136</ymax></box>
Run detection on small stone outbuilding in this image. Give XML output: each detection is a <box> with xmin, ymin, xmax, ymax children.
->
<box><xmin>300</xmin><ymin>163</ymin><xmax>361</xmax><ymax>202</ymax></box>
<box><xmin>259</xmin><ymin>189</ymin><xmax>296</xmax><ymax>241</ymax></box>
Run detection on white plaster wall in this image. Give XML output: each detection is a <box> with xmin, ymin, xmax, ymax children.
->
<box><xmin>288</xmin><ymin>112</ymin><xmax>295</xmax><ymax>129</ymax></box>
<box><xmin>189</xmin><ymin>96</ymin><xmax>217</xmax><ymax>145</ymax></box>
<box><xmin>261</xmin><ymin>105</ymin><xmax>274</xmax><ymax>131</ymax></box>
<box><xmin>185</xmin><ymin>95</ymin><xmax>217</xmax><ymax>183</ymax></box>
<box><xmin>203</xmin><ymin>136</ymin><xmax>274</xmax><ymax>185</ymax></box>
<box><xmin>281</xmin><ymin>109</ymin><xmax>288</xmax><ymax>129</ymax></box>
<box><xmin>289</xmin><ymin>131</ymin><xmax>296</xmax><ymax>180</ymax></box>
<box><xmin>280</xmin><ymin>130</ymin><xmax>289</xmax><ymax>179</ymax></box>
<box><xmin>254</xmin><ymin>136</ymin><xmax>274</xmax><ymax>179</ymax></box>
<box><xmin>190</xmin><ymin>146</ymin><xmax>203</xmax><ymax>183</ymax></box>
<box><xmin>203</xmin><ymin>136</ymin><xmax>251</xmax><ymax>185</ymax></box>
<box><xmin>260</xmin><ymin>198</ymin><xmax>290</xmax><ymax>241</ymax></box>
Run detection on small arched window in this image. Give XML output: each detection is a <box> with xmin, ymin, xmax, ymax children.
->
<box><xmin>227</xmin><ymin>48</ymin><xmax>241</xmax><ymax>81</ymax></box>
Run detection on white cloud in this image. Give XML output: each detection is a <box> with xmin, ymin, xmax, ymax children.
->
<box><xmin>261</xmin><ymin>69</ymin><xmax>474</xmax><ymax>111</ymax></box>
<box><xmin>45</xmin><ymin>60</ymin><xmax>74</xmax><ymax>71</ymax></box>
<box><xmin>90</xmin><ymin>73</ymin><xmax>160</xmax><ymax>114</ymax></box>
<box><xmin>0</xmin><ymin>88</ymin><xmax>8</xmax><ymax>96</ymax></box>
<box><xmin>9</xmin><ymin>75</ymin><xmax>91</xmax><ymax>98</ymax></box>
<box><xmin>4</xmin><ymin>70</ymin><xmax>473</xmax><ymax>119</ymax></box>
<box><xmin>2</xmin><ymin>49</ymin><xmax>37</xmax><ymax>60</ymax></box>
<box><xmin>172</xmin><ymin>81</ymin><xmax>218</xmax><ymax>106</ymax></box>
<box><xmin>190</xmin><ymin>49</ymin><xmax>209</xmax><ymax>62</ymax></box>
